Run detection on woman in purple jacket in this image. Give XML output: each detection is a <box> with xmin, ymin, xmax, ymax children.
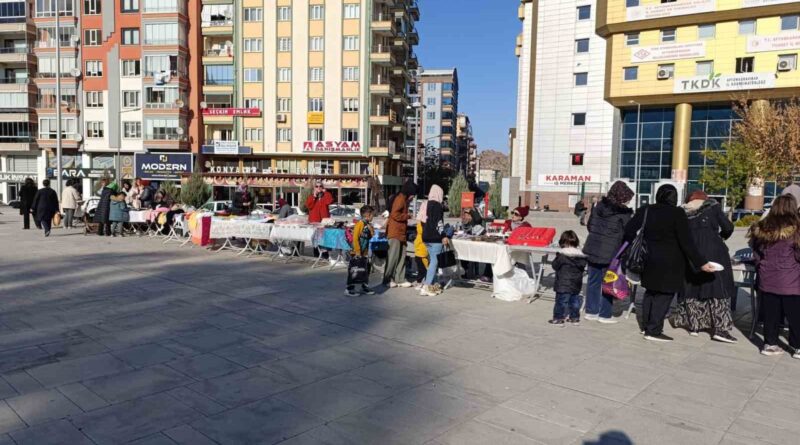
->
<box><xmin>748</xmin><ymin>195</ymin><xmax>800</xmax><ymax>358</ymax></box>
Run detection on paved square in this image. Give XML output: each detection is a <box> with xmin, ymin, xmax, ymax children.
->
<box><xmin>0</xmin><ymin>211</ymin><xmax>797</xmax><ymax>444</ymax></box>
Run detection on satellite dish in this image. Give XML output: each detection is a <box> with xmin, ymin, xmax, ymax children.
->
<box><xmin>225</xmin><ymin>40</ymin><xmax>233</xmax><ymax>47</ymax></box>
<box><xmin>71</xmin><ymin>68</ymin><xmax>81</xmax><ymax>77</ymax></box>
<box><xmin>175</xmin><ymin>99</ymin><xmax>185</xmax><ymax>108</ymax></box>
<box><xmin>176</xmin><ymin>127</ymin><xmax>185</xmax><ymax>135</ymax></box>
<box><xmin>74</xmin><ymin>134</ymin><xmax>83</xmax><ymax>142</ymax></box>
<box><xmin>71</xmin><ymin>35</ymin><xmax>79</xmax><ymax>44</ymax></box>
<box><xmin>200</xmin><ymin>101</ymin><xmax>208</xmax><ymax>109</ymax></box>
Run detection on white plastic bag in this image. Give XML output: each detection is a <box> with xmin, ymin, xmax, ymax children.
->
<box><xmin>492</xmin><ymin>268</ymin><xmax>538</xmax><ymax>302</ymax></box>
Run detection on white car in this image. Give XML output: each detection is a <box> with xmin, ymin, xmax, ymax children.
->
<box><xmin>199</xmin><ymin>200</ymin><xmax>231</xmax><ymax>213</ymax></box>
<box><xmin>329</xmin><ymin>205</ymin><xmax>359</xmax><ymax>218</ymax></box>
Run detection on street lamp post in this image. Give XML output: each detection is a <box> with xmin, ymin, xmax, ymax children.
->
<box><xmin>629</xmin><ymin>100</ymin><xmax>642</xmax><ymax>209</ymax></box>
<box><xmin>55</xmin><ymin>12</ymin><xmax>62</xmax><ymax>194</ymax></box>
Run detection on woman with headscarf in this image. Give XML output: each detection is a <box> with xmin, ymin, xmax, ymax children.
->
<box><xmin>582</xmin><ymin>181</ymin><xmax>635</xmax><ymax>323</ymax></box>
<box><xmin>418</xmin><ymin>184</ymin><xmax>449</xmax><ymax>296</ymax></box>
<box><xmin>383</xmin><ymin>180</ymin><xmax>417</xmax><ymax>288</ymax></box>
<box><xmin>94</xmin><ymin>179</ymin><xmax>117</xmax><ymax>236</ymax></box>
<box><xmin>673</xmin><ymin>190</ymin><xmax>737</xmax><ymax>343</ymax></box>
<box><xmin>277</xmin><ymin>198</ymin><xmax>293</xmax><ymax>219</ymax></box>
<box><xmin>19</xmin><ymin>177</ymin><xmax>37</xmax><ymax>230</ymax></box>
<box><xmin>624</xmin><ymin>185</ymin><xmax>716</xmax><ymax>342</ymax></box>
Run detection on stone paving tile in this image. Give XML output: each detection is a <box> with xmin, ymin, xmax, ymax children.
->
<box><xmin>5</xmin><ymin>389</ymin><xmax>81</xmax><ymax>426</ymax></box>
<box><xmin>172</xmin><ymin>328</ymin><xmax>256</xmax><ymax>354</ymax></box>
<box><xmin>211</xmin><ymin>342</ymin><xmax>285</xmax><ymax>367</ymax></box>
<box><xmin>475</xmin><ymin>405</ymin><xmax>585</xmax><ymax>445</ymax></box>
<box><xmin>111</xmin><ymin>344</ymin><xmax>185</xmax><ymax>368</ymax></box>
<box><xmin>0</xmin><ymin>380</ymin><xmax>14</xmax><ymax>400</ymax></box>
<box><xmin>354</xmin><ymin>360</ymin><xmax>434</xmax><ymax>391</ymax></box>
<box><xmin>163</xmin><ymin>424</ymin><xmax>218</xmax><ymax>445</ymax></box>
<box><xmin>127</xmin><ymin>433</ymin><xmax>179</xmax><ymax>445</ymax></box>
<box><xmin>188</xmin><ymin>367</ymin><xmax>297</xmax><ymax>408</ymax></box>
<box><xmin>8</xmin><ymin>419</ymin><xmax>94</xmax><ymax>445</ymax></box>
<box><xmin>81</xmin><ymin>364</ymin><xmax>191</xmax><ymax>404</ymax></box>
<box><xmin>166</xmin><ymin>387</ymin><xmax>227</xmax><ymax>416</ymax></box>
<box><xmin>548</xmin><ymin>357</ymin><xmax>663</xmax><ymax>403</ymax></box>
<box><xmin>0</xmin><ymin>401</ymin><xmax>24</xmax><ymax>435</ymax></box>
<box><xmin>428</xmin><ymin>328</ymin><xmax>529</xmax><ymax>362</ymax></box>
<box><xmin>0</xmin><ymin>346</ymin><xmax>54</xmax><ymax>374</ymax></box>
<box><xmin>583</xmin><ymin>405</ymin><xmax>724</xmax><ymax>445</ymax></box>
<box><xmin>433</xmin><ymin>364</ymin><xmax>536</xmax><ymax>406</ymax></box>
<box><xmin>276</xmin><ymin>373</ymin><xmax>396</xmax><ymax>421</ymax></box>
<box><xmin>38</xmin><ymin>338</ymin><xmax>109</xmax><ymax>362</ymax></box>
<box><xmin>166</xmin><ymin>353</ymin><xmax>245</xmax><ymax>380</ymax></box>
<box><xmin>57</xmin><ymin>382</ymin><xmax>108</xmax><ymax>412</ymax></box>
<box><xmin>25</xmin><ymin>353</ymin><xmax>132</xmax><ymax>388</ymax></box>
<box><xmin>433</xmin><ymin>419</ymin><xmax>539</xmax><ymax>445</ymax></box>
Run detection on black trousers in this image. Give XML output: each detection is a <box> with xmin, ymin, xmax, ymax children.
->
<box><xmin>22</xmin><ymin>210</ymin><xmax>30</xmax><ymax>229</ymax></box>
<box><xmin>762</xmin><ymin>292</ymin><xmax>800</xmax><ymax>349</ymax></box>
<box><xmin>642</xmin><ymin>290</ymin><xmax>675</xmax><ymax>336</ymax></box>
<box><xmin>97</xmin><ymin>222</ymin><xmax>111</xmax><ymax>236</ymax></box>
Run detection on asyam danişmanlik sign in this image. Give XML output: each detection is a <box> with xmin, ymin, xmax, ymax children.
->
<box><xmin>631</xmin><ymin>42</ymin><xmax>705</xmax><ymax>63</ymax></box>
<box><xmin>674</xmin><ymin>73</ymin><xmax>775</xmax><ymax>94</ymax></box>
<box><xmin>626</xmin><ymin>0</ymin><xmax>714</xmax><ymax>21</ymax></box>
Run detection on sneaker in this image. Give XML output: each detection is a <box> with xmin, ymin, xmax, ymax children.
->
<box><xmin>479</xmin><ymin>276</ymin><xmax>492</xmax><ymax>283</ymax></box>
<box><xmin>597</xmin><ymin>317</ymin><xmax>619</xmax><ymax>324</ymax></box>
<box><xmin>360</xmin><ymin>286</ymin><xmax>376</xmax><ymax>296</ymax></box>
<box><xmin>420</xmin><ymin>285</ymin><xmax>438</xmax><ymax>297</ymax></box>
<box><xmin>761</xmin><ymin>345</ymin><xmax>783</xmax><ymax>356</ymax></box>
<box><xmin>414</xmin><ymin>282</ymin><xmax>424</xmax><ymax>290</ymax></box>
<box><xmin>548</xmin><ymin>319</ymin><xmax>566</xmax><ymax>326</ymax></box>
<box><xmin>397</xmin><ymin>282</ymin><xmax>413</xmax><ymax>288</ymax></box>
<box><xmin>388</xmin><ymin>281</ymin><xmax>398</xmax><ymax>288</ymax></box>
<box><xmin>44</xmin><ymin>230</ymin><xmax>50</xmax><ymax>237</ymax></box>
<box><xmin>344</xmin><ymin>289</ymin><xmax>359</xmax><ymax>297</ymax></box>
<box><xmin>712</xmin><ymin>331</ymin><xmax>738</xmax><ymax>344</ymax></box>
<box><xmin>793</xmin><ymin>350</ymin><xmax>800</xmax><ymax>360</ymax></box>
<box><xmin>689</xmin><ymin>331</ymin><xmax>699</xmax><ymax>337</ymax></box>
<box><xmin>584</xmin><ymin>314</ymin><xmax>599</xmax><ymax>321</ymax></box>
<box><xmin>567</xmin><ymin>318</ymin><xmax>581</xmax><ymax>326</ymax></box>
<box><xmin>644</xmin><ymin>334</ymin><xmax>674</xmax><ymax>343</ymax></box>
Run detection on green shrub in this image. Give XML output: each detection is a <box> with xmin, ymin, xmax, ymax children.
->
<box><xmin>734</xmin><ymin>214</ymin><xmax>760</xmax><ymax>228</ymax></box>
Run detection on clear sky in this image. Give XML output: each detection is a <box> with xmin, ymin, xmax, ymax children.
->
<box><xmin>415</xmin><ymin>0</ymin><xmax>520</xmax><ymax>154</ymax></box>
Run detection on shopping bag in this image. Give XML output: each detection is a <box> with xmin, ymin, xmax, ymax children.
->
<box><xmin>493</xmin><ymin>268</ymin><xmax>538</xmax><ymax>302</ymax></box>
<box><xmin>436</xmin><ymin>247</ymin><xmax>457</xmax><ymax>269</ymax></box>
<box><xmin>52</xmin><ymin>212</ymin><xmax>62</xmax><ymax>227</ymax></box>
<box><xmin>347</xmin><ymin>256</ymin><xmax>370</xmax><ymax>285</ymax></box>
<box><xmin>603</xmin><ymin>243</ymin><xmax>631</xmax><ymax>300</ymax></box>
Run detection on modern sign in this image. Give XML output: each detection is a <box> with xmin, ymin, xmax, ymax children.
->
<box><xmin>213</xmin><ymin>140</ymin><xmax>240</xmax><ymax>155</ymax></box>
<box><xmin>134</xmin><ymin>153</ymin><xmax>193</xmax><ymax>180</ymax></box>
<box><xmin>201</xmin><ymin>108</ymin><xmax>261</xmax><ymax>117</ymax></box>
<box><xmin>747</xmin><ymin>32</ymin><xmax>800</xmax><ymax>53</ymax></box>
<box><xmin>0</xmin><ymin>172</ymin><xmax>36</xmax><ymax>182</ymax></box>
<box><xmin>673</xmin><ymin>72</ymin><xmax>776</xmax><ymax>94</ymax></box>
<box><xmin>307</xmin><ymin>112</ymin><xmax>324</xmax><ymax>125</ymax></box>
<box><xmin>538</xmin><ymin>174</ymin><xmax>594</xmax><ymax>187</ymax></box>
<box><xmin>742</xmin><ymin>0</ymin><xmax>796</xmax><ymax>7</ymax></box>
<box><xmin>626</xmin><ymin>0</ymin><xmax>715</xmax><ymax>21</ymax></box>
<box><xmin>631</xmin><ymin>41</ymin><xmax>706</xmax><ymax>63</ymax></box>
<box><xmin>302</xmin><ymin>141</ymin><xmax>362</xmax><ymax>153</ymax></box>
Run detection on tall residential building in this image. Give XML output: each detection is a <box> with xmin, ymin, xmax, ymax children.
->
<box><xmin>456</xmin><ymin>113</ymin><xmax>476</xmax><ymax>177</ymax></box>
<box><xmin>417</xmin><ymin>68</ymin><xmax>458</xmax><ymax>170</ymax></box>
<box><xmin>597</xmin><ymin>0</ymin><xmax>800</xmax><ymax>207</ymax></box>
<box><xmin>200</xmin><ymin>0</ymin><xmax>420</xmax><ymax>206</ymax></box>
<box><xmin>513</xmin><ymin>0</ymin><xmax>615</xmax><ymax>211</ymax></box>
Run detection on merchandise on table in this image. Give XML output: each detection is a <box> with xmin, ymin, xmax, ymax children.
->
<box><xmin>209</xmin><ymin>217</ymin><xmax>274</xmax><ymax>240</ymax></box>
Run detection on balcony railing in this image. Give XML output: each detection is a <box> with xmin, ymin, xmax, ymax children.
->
<box><xmin>0</xmin><ymin>47</ymin><xmax>30</xmax><ymax>54</ymax></box>
<box><xmin>0</xmin><ymin>136</ymin><xmax>34</xmax><ymax>143</ymax></box>
<box><xmin>34</xmin><ymin>11</ymin><xmax>76</xmax><ymax>18</ymax></box>
<box><xmin>372</xmin><ymin>44</ymin><xmax>391</xmax><ymax>53</ymax></box>
<box><xmin>144</xmin><ymin>102</ymin><xmax>181</xmax><ymax>109</ymax></box>
<box><xmin>0</xmin><ymin>16</ymin><xmax>26</xmax><ymax>24</ymax></box>
<box><xmin>204</xmin><ymin>78</ymin><xmax>234</xmax><ymax>86</ymax></box>
<box><xmin>203</xmin><ymin>48</ymin><xmax>233</xmax><ymax>57</ymax></box>
<box><xmin>202</xmin><ymin>19</ymin><xmax>233</xmax><ymax>27</ymax></box>
<box><xmin>0</xmin><ymin>77</ymin><xmax>28</xmax><ymax>84</ymax></box>
<box><xmin>145</xmin><ymin>133</ymin><xmax>183</xmax><ymax>141</ymax></box>
<box><xmin>143</xmin><ymin>4</ymin><xmax>186</xmax><ymax>14</ymax></box>
<box><xmin>37</xmin><ymin>72</ymin><xmax>77</xmax><ymax>79</ymax></box>
<box><xmin>36</xmin><ymin>100</ymin><xmax>78</xmax><ymax>109</ymax></box>
<box><xmin>38</xmin><ymin>132</ymin><xmax>77</xmax><ymax>140</ymax></box>
<box><xmin>144</xmin><ymin>69</ymin><xmax>179</xmax><ymax>78</ymax></box>
<box><xmin>143</xmin><ymin>39</ymin><xmax>183</xmax><ymax>46</ymax></box>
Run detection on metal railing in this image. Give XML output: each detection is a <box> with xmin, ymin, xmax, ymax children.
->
<box><xmin>144</xmin><ymin>102</ymin><xmax>181</xmax><ymax>109</ymax></box>
<box><xmin>145</xmin><ymin>133</ymin><xmax>183</xmax><ymax>141</ymax></box>
<box><xmin>371</xmin><ymin>44</ymin><xmax>391</xmax><ymax>53</ymax></box>
<box><xmin>0</xmin><ymin>77</ymin><xmax>28</xmax><ymax>84</ymax></box>
<box><xmin>143</xmin><ymin>39</ymin><xmax>182</xmax><ymax>46</ymax></box>
<box><xmin>37</xmin><ymin>73</ymin><xmax>77</xmax><ymax>79</ymax></box>
<box><xmin>203</xmin><ymin>48</ymin><xmax>233</xmax><ymax>57</ymax></box>
<box><xmin>204</xmin><ymin>77</ymin><xmax>234</xmax><ymax>85</ymax></box>
<box><xmin>0</xmin><ymin>47</ymin><xmax>30</xmax><ymax>54</ymax></box>
<box><xmin>201</xmin><ymin>19</ymin><xmax>233</xmax><ymax>27</ymax></box>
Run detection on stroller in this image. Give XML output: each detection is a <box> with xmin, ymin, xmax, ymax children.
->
<box><xmin>82</xmin><ymin>196</ymin><xmax>101</xmax><ymax>235</ymax></box>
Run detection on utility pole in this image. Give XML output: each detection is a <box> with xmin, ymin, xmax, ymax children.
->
<box><xmin>55</xmin><ymin>8</ymin><xmax>62</xmax><ymax>194</ymax></box>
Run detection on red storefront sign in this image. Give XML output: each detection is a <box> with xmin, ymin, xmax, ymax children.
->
<box><xmin>302</xmin><ymin>141</ymin><xmax>362</xmax><ymax>153</ymax></box>
<box><xmin>201</xmin><ymin>108</ymin><xmax>262</xmax><ymax>117</ymax></box>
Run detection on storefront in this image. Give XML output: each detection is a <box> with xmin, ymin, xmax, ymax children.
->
<box><xmin>0</xmin><ymin>154</ymin><xmax>45</xmax><ymax>203</ymax></box>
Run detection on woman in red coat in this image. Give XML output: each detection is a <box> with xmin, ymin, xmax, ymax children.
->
<box><xmin>306</xmin><ymin>180</ymin><xmax>333</xmax><ymax>223</ymax></box>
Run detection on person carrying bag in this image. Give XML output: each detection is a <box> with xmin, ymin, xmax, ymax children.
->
<box><xmin>345</xmin><ymin>206</ymin><xmax>376</xmax><ymax>297</ymax></box>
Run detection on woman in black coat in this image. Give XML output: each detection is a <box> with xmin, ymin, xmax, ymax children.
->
<box><xmin>31</xmin><ymin>179</ymin><xmax>60</xmax><ymax>236</ymax></box>
<box><xmin>673</xmin><ymin>190</ymin><xmax>737</xmax><ymax>343</ymax></box>
<box><xmin>18</xmin><ymin>177</ymin><xmax>37</xmax><ymax>230</ymax></box>
<box><xmin>93</xmin><ymin>179</ymin><xmax>115</xmax><ymax>236</ymax></box>
<box><xmin>624</xmin><ymin>185</ymin><xmax>715</xmax><ymax>342</ymax></box>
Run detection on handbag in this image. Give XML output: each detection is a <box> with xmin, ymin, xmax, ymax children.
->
<box><xmin>603</xmin><ymin>243</ymin><xmax>631</xmax><ymax>300</ymax></box>
<box><xmin>622</xmin><ymin>207</ymin><xmax>649</xmax><ymax>279</ymax></box>
<box><xmin>52</xmin><ymin>212</ymin><xmax>62</xmax><ymax>227</ymax></box>
<box><xmin>436</xmin><ymin>246</ymin><xmax>457</xmax><ymax>269</ymax></box>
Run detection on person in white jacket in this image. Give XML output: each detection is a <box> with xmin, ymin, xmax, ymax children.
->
<box><xmin>61</xmin><ymin>179</ymin><xmax>83</xmax><ymax>229</ymax></box>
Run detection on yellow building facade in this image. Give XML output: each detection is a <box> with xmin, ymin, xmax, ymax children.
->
<box><xmin>597</xmin><ymin>0</ymin><xmax>800</xmax><ymax>204</ymax></box>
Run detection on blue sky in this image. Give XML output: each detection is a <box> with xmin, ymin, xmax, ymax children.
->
<box><xmin>416</xmin><ymin>0</ymin><xmax>520</xmax><ymax>153</ymax></box>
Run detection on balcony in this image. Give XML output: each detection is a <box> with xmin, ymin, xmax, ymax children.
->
<box><xmin>0</xmin><ymin>46</ymin><xmax>30</xmax><ymax>63</ymax></box>
<box><xmin>202</xmin><ymin>45</ymin><xmax>233</xmax><ymax>64</ymax></box>
<box><xmin>0</xmin><ymin>76</ymin><xmax>28</xmax><ymax>91</ymax></box>
<box><xmin>371</xmin><ymin>11</ymin><xmax>395</xmax><ymax>34</ymax></box>
<box><xmin>370</xmin><ymin>44</ymin><xmax>393</xmax><ymax>65</ymax></box>
<box><xmin>143</xmin><ymin>39</ymin><xmax>185</xmax><ymax>48</ymax></box>
<box><xmin>408</xmin><ymin>1</ymin><xmax>420</xmax><ymax>21</ymax></box>
<box><xmin>142</xmin><ymin>3</ymin><xmax>187</xmax><ymax>14</ymax></box>
<box><xmin>144</xmin><ymin>132</ymin><xmax>188</xmax><ymax>150</ymax></box>
<box><xmin>370</xmin><ymin>75</ymin><xmax>391</xmax><ymax>95</ymax></box>
<box><xmin>369</xmin><ymin>107</ymin><xmax>398</xmax><ymax>126</ymax></box>
<box><xmin>369</xmin><ymin>139</ymin><xmax>397</xmax><ymax>156</ymax></box>
<box><xmin>202</xmin><ymin>18</ymin><xmax>233</xmax><ymax>36</ymax></box>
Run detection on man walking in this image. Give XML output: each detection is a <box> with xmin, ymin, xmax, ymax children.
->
<box><xmin>18</xmin><ymin>177</ymin><xmax>37</xmax><ymax>230</ymax></box>
<box><xmin>31</xmin><ymin>179</ymin><xmax>60</xmax><ymax>237</ymax></box>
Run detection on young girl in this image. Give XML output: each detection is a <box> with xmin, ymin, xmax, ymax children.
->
<box><xmin>345</xmin><ymin>206</ymin><xmax>376</xmax><ymax>297</ymax></box>
<box><xmin>414</xmin><ymin>219</ymin><xmax>429</xmax><ymax>290</ymax></box>
<box><xmin>748</xmin><ymin>195</ymin><xmax>800</xmax><ymax>358</ymax></box>
<box><xmin>549</xmin><ymin>230</ymin><xmax>587</xmax><ymax>325</ymax></box>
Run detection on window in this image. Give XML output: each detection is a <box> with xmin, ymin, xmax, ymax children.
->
<box><xmin>37</xmin><ymin>86</ymin><xmax>76</xmax><ymax>108</ymax></box>
<box><xmin>426</xmin><ymin>112</ymin><xmax>436</xmax><ymax>119</ymax></box>
<box><xmin>38</xmin><ymin>56</ymin><xmax>77</xmax><ymax>77</ymax></box>
<box><xmin>779</xmin><ymin>54</ymin><xmax>798</xmax><ymax>71</ymax></box>
<box><xmin>122</xmin><ymin>91</ymin><xmax>140</xmax><ymax>108</ymax></box>
<box><xmin>144</xmin><ymin>23</ymin><xmax>181</xmax><ymax>45</ymax></box>
<box><xmin>39</xmin><ymin>118</ymin><xmax>76</xmax><ymax>139</ymax></box>
<box><xmin>84</xmin><ymin>0</ymin><xmax>100</xmax><ymax>15</ymax></box>
<box><xmin>277</xmin><ymin>6</ymin><xmax>291</xmax><ymax>21</ymax></box>
<box><xmin>343</xmin><ymin>4</ymin><xmax>360</xmax><ymax>19</ymax></box>
<box><xmin>204</xmin><ymin>65</ymin><xmax>233</xmax><ymax>85</ymax></box>
<box><xmin>308</xmin><ymin>128</ymin><xmax>324</xmax><ymax>141</ymax></box>
<box><xmin>244</xmin><ymin>98</ymin><xmax>262</xmax><ymax>109</ymax></box>
<box><xmin>696</xmin><ymin>60</ymin><xmax>713</xmax><ymax>76</ymax></box>
<box><xmin>426</xmin><ymin>125</ymin><xmax>436</xmax><ymax>134</ymax></box>
<box><xmin>146</xmin><ymin>118</ymin><xmax>180</xmax><ymax>140</ymax></box>
<box><xmin>310</xmin><ymin>5</ymin><xmax>324</xmax><ymax>20</ymax></box>
<box><xmin>572</xmin><ymin>113</ymin><xmax>586</xmax><ymax>126</ymax></box>
<box><xmin>343</xmin><ymin>36</ymin><xmax>359</xmax><ymax>51</ymax></box>
<box><xmin>310</xmin><ymin>36</ymin><xmax>324</xmax><ymax>52</ymax></box>
<box><xmin>342</xmin><ymin>129</ymin><xmax>359</xmax><ymax>141</ymax></box>
<box><xmin>86</xmin><ymin>60</ymin><xmax>103</xmax><ymax>77</ymax></box>
<box><xmin>309</xmin><ymin>67</ymin><xmax>324</xmax><ymax>82</ymax></box>
<box><xmin>574</xmin><ymin>72</ymin><xmax>588</xmax><ymax>86</ymax></box>
<box><xmin>736</xmin><ymin>57</ymin><xmax>754</xmax><ymax>73</ymax></box>
<box><xmin>623</xmin><ymin>66</ymin><xmax>638</xmax><ymax>81</ymax></box>
<box><xmin>781</xmin><ymin>15</ymin><xmax>799</xmax><ymax>31</ymax></box>
<box><xmin>343</xmin><ymin>66</ymin><xmax>359</xmax><ymax>81</ymax></box>
<box><xmin>244</xmin><ymin>38</ymin><xmax>262</xmax><ymax>52</ymax></box>
<box><xmin>577</xmin><ymin>5</ymin><xmax>590</xmax><ymax>20</ymax></box>
<box><xmin>660</xmin><ymin>28</ymin><xmax>676</xmax><ymax>43</ymax></box>
<box><xmin>277</xmin><ymin>128</ymin><xmax>292</xmax><ymax>142</ymax></box>
<box><xmin>36</xmin><ymin>0</ymin><xmax>75</xmax><ymax>17</ymax></box>
<box><xmin>122</xmin><ymin>28</ymin><xmax>139</xmax><ymax>45</ymax></box>
<box><xmin>84</xmin><ymin>29</ymin><xmax>101</xmax><ymax>46</ymax></box>
<box><xmin>122</xmin><ymin>0</ymin><xmax>139</xmax><ymax>12</ymax></box>
<box><xmin>739</xmin><ymin>20</ymin><xmax>756</xmax><ymax>35</ymax></box>
<box><xmin>343</xmin><ymin>98</ymin><xmax>359</xmax><ymax>112</ymax></box>
<box><xmin>626</xmin><ymin>0</ymin><xmax>639</xmax><ymax>6</ymax></box>
<box><xmin>86</xmin><ymin>121</ymin><xmax>104</xmax><ymax>138</ymax></box>
<box><xmin>278</xmin><ymin>37</ymin><xmax>292</xmax><ymax>52</ymax></box>
<box><xmin>575</xmin><ymin>38</ymin><xmax>589</xmax><ymax>54</ymax></box>
<box><xmin>278</xmin><ymin>68</ymin><xmax>291</xmax><ymax>82</ymax></box>
<box><xmin>243</xmin><ymin>68</ymin><xmax>262</xmax><ymax>82</ymax></box>
<box><xmin>427</xmin><ymin>83</ymin><xmax>436</xmax><ymax>91</ymax></box>
<box><xmin>698</xmin><ymin>24</ymin><xmax>715</xmax><ymax>39</ymax></box>
<box><xmin>85</xmin><ymin>91</ymin><xmax>103</xmax><ymax>108</ymax></box>
<box><xmin>143</xmin><ymin>0</ymin><xmax>176</xmax><ymax>12</ymax></box>
<box><xmin>243</xmin><ymin>7</ymin><xmax>262</xmax><ymax>22</ymax></box>
<box><xmin>245</xmin><ymin>128</ymin><xmax>262</xmax><ymax>141</ymax></box>
<box><xmin>144</xmin><ymin>54</ymin><xmax>180</xmax><ymax>76</ymax></box>
<box><xmin>657</xmin><ymin>64</ymin><xmax>675</xmax><ymax>79</ymax></box>
<box><xmin>36</xmin><ymin>25</ymin><xmax>77</xmax><ymax>48</ymax></box>
<box><xmin>123</xmin><ymin>122</ymin><xmax>142</xmax><ymax>139</ymax></box>
<box><xmin>427</xmin><ymin>97</ymin><xmax>436</xmax><ymax>106</ymax></box>
<box><xmin>277</xmin><ymin>98</ymin><xmax>291</xmax><ymax>112</ymax></box>
<box><xmin>308</xmin><ymin>98</ymin><xmax>324</xmax><ymax>112</ymax></box>
<box><xmin>625</xmin><ymin>32</ymin><xmax>639</xmax><ymax>46</ymax></box>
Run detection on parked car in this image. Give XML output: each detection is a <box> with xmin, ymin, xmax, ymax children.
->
<box><xmin>256</xmin><ymin>203</ymin><xmax>274</xmax><ymax>213</ymax></box>
<box><xmin>7</xmin><ymin>200</ymin><xmax>21</xmax><ymax>209</ymax></box>
<box><xmin>199</xmin><ymin>200</ymin><xmax>231</xmax><ymax>213</ymax></box>
<box><xmin>329</xmin><ymin>205</ymin><xmax>359</xmax><ymax>218</ymax></box>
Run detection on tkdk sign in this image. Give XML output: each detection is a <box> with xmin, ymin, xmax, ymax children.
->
<box><xmin>135</xmin><ymin>153</ymin><xmax>193</xmax><ymax>180</ymax></box>
<box><xmin>302</xmin><ymin>141</ymin><xmax>362</xmax><ymax>153</ymax></box>
<box><xmin>674</xmin><ymin>73</ymin><xmax>775</xmax><ymax>94</ymax></box>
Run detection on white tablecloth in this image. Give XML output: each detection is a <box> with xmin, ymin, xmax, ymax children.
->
<box><xmin>128</xmin><ymin>210</ymin><xmax>149</xmax><ymax>224</ymax></box>
<box><xmin>210</xmin><ymin>219</ymin><xmax>273</xmax><ymax>240</ymax></box>
<box><xmin>450</xmin><ymin>238</ymin><xmax>533</xmax><ymax>276</ymax></box>
<box><xmin>270</xmin><ymin>225</ymin><xmax>317</xmax><ymax>243</ymax></box>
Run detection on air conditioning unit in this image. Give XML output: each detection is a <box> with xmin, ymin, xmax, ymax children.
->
<box><xmin>778</xmin><ymin>59</ymin><xmax>793</xmax><ymax>72</ymax></box>
<box><xmin>276</xmin><ymin>114</ymin><xmax>287</xmax><ymax>123</ymax></box>
<box><xmin>656</xmin><ymin>68</ymin><xmax>671</xmax><ymax>80</ymax></box>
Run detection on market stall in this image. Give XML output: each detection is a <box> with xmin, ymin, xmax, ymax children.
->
<box><xmin>210</xmin><ymin>217</ymin><xmax>274</xmax><ymax>255</ymax></box>
<box><xmin>269</xmin><ymin>224</ymin><xmax>318</xmax><ymax>262</ymax></box>
<box><xmin>312</xmin><ymin>227</ymin><xmax>352</xmax><ymax>269</ymax></box>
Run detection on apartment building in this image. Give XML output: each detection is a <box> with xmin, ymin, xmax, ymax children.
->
<box><xmin>597</xmin><ymin>0</ymin><xmax>800</xmax><ymax>207</ymax></box>
<box><xmin>416</xmin><ymin>68</ymin><xmax>457</xmax><ymax>170</ymax></box>
<box><xmin>512</xmin><ymin>0</ymin><xmax>616</xmax><ymax>211</ymax></box>
<box><xmin>199</xmin><ymin>0</ymin><xmax>420</xmax><ymax>206</ymax></box>
<box><xmin>455</xmin><ymin>113</ymin><xmax>476</xmax><ymax>177</ymax></box>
